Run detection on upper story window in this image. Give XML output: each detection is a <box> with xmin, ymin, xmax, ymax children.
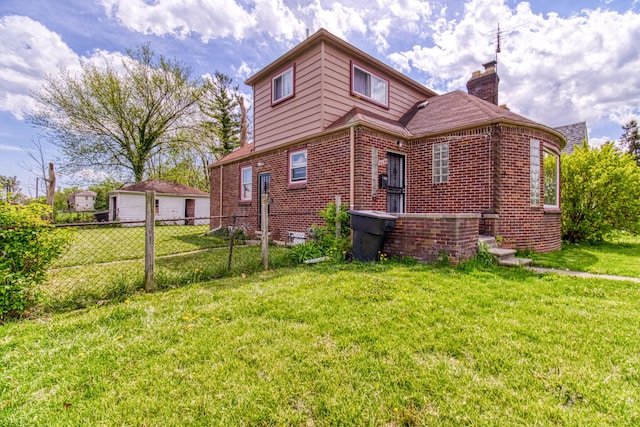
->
<box><xmin>530</xmin><ymin>139</ymin><xmax>541</xmax><ymax>206</ymax></box>
<box><xmin>240</xmin><ymin>166</ymin><xmax>252</xmax><ymax>201</ymax></box>
<box><xmin>289</xmin><ymin>148</ymin><xmax>307</xmax><ymax>184</ymax></box>
<box><xmin>351</xmin><ymin>62</ymin><xmax>389</xmax><ymax>107</ymax></box>
<box><xmin>543</xmin><ymin>149</ymin><xmax>559</xmax><ymax>208</ymax></box>
<box><xmin>432</xmin><ymin>142</ymin><xmax>449</xmax><ymax>183</ymax></box>
<box><xmin>272</xmin><ymin>65</ymin><xmax>294</xmax><ymax>105</ymax></box>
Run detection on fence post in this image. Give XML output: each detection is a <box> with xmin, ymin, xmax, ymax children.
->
<box><xmin>145</xmin><ymin>190</ymin><xmax>156</xmax><ymax>291</ymax></box>
<box><xmin>261</xmin><ymin>194</ymin><xmax>269</xmax><ymax>270</ymax></box>
<box><xmin>335</xmin><ymin>195</ymin><xmax>342</xmax><ymax>239</ymax></box>
<box><xmin>227</xmin><ymin>215</ymin><xmax>236</xmax><ymax>271</ymax></box>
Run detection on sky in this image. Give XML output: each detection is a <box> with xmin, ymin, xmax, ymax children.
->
<box><xmin>1</xmin><ymin>0</ymin><xmax>639</xmax><ymax>196</ymax></box>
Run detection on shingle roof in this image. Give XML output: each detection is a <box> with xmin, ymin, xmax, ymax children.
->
<box><xmin>326</xmin><ymin>107</ymin><xmax>412</xmax><ymax>136</ymax></box>
<box><xmin>401</xmin><ymin>90</ymin><xmax>540</xmax><ymax>136</ymax></box>
<box><xmin>554</xmin><ymin>121</ymin><xmax>588</xmax><ymax>154</ymax></box>
<box><xmin>209</xmin><ymin>144</ymin><xmax>254</xmax><ymax>166</ymax></box>
<box><xmin>118</xmin><ymin>180</ymin><xmax>209</xmax><ymax>196</ymax></box>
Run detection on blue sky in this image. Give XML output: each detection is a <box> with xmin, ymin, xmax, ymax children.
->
<box><xmin>1</xmin><ymin>0</ymin><xmax>639</xmax><ymax>196</ymax></box>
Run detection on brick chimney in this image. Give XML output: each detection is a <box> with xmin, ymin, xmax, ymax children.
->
<box><xmin>466</xmin><ymin>60</ymin><xmax>499</xmax><ymax>105</ymax></box>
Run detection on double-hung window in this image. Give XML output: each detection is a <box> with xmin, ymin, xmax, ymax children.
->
<box><xmin>351</xmin><ymin>62</ymin><xmax>388</xmax><ymax>107</ymax></box>
<box><xmin>272</xmin><ymin>65</ymin><xmax>294</xmax><ymax>104</ymax></box>
<box><xmin>240</xmin><ymin>166</ymin><xmax>252</xmax><ymax>201</ymax></box>
<box><xmin>289</xmin><ymin>149</ymin><xmax>307</xmax><ymax>184</ymax></box>
<box><xmin>432</xmin><ymin>143</ymin><xmax>449</xmax><ymax>183</ymax></box>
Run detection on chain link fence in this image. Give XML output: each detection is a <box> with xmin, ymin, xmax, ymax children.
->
<box><xmin>42</xmin><ymin>217</ymin><xmax>292</xmax><ymax>312</ymax></box>
<box><xmin>35</xmin><ymin>192</ymin><xmax>344</xmax><ymax>313</ymax></box>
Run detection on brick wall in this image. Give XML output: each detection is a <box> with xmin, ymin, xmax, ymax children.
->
<box><xmin>384</xmin><ymin>213</ymin><xmax>480</xmax><ymax>264</ymax></box>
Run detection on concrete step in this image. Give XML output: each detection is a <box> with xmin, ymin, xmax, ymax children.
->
<box><xmin>488</xmin><ymin>247</ymin><xmax>516</xmax><ymax>257</ymax></box>
<box><xmin>498</xmin><ymin>257</ymin><xmax>532</xmax><ymax>267</ymax></box>
<box><xmin>478</xmin><ymin>235</ymin><xmax>498</xmax><ymax>248</ymax></box>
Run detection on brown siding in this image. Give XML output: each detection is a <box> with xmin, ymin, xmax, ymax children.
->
<box><xmin>252</xmin><ymin>41</ymin><xmax>433</xmax><ymax>152</ymax></box>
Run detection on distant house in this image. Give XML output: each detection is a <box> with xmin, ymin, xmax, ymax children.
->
<box><xmin>209</xmin><ymin>29</ymin><xmax>565</xmax><ymax>263</ymax></box>
<box><xmin>67</xmin><ymin>190</ymin><xmax>97</xmax><ymax>212</ymax></box>
<box><xmin>109</xmin><ymin>180</ymin><xmax>209</xmax><ymax>225</ymax></box>
<box><xmin>555</xmin><ymin>121</ymin><xmax>588</xmax><ymax>154</ymax></box>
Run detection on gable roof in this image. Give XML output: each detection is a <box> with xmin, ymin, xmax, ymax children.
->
<box><xmin>326</xmin><ymin>107</ymin><xmax>412</xmax><ymax>136</ymax></box>
<box><xmin>554</xmin><ymin>121</ymin><xmax>588</xmax><ymax>154</ymax></box>
<box><xmin>245</xmin><ymin>28</ymin><xmax>437</xmax><ymax>98</ymax></box>
<box><xmin>115</xmin><ymin>180</ymin><xmax>208</xmax><ymax>196</ymax></box>
<box><xmin>69</xmin><ymin>190</ymin><xmax>97</xmax><ymax>197</ymax></box>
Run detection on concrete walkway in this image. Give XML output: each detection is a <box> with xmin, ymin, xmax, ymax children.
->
<box><xmin>528</xmin><ymin>267</ymin><xmax>640</xmax><ymax>283</ymax></box>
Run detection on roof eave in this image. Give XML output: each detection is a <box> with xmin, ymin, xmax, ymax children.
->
<box><xmin>245</xmin><ymin>28</ymin><xmax>437</xmax><ymax>98</ymax></box>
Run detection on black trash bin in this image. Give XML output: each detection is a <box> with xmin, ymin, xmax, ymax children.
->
<box><xmin>94</xmin><ymin>211</ymin><xmax>109</xmax><ymax>222</ymax></box>
<box><xmin>347</xmin><ymin>210</ymin><xmax>397</xmax><ymax>261</ymax></box>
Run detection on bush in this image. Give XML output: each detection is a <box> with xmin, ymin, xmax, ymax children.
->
<box><xmin>0</xmin><ymin>202</ymin><xmax>70</xmax><ymax>320</ymax></box>
<box><xmin>561</xmin><ymin>143</ymin><xmax>640</xmax><ymax>243</ymax></box>
<box><xmin>288</xmin><ymin>202</ymin><xmax>351</xmax><ymax>264</ymax></box>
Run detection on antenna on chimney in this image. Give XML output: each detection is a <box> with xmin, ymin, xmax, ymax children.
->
<box><xmin>495</xmin><ymin>23</ymin><xmax>501</xmax><ymax>64</ymax></box>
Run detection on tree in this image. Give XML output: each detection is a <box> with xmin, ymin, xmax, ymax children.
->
<box><xmin>619</xmin><ymin>119</ymin><xmax>640</xmax><ymax>165</ymax></box>
<box><xmin>28</xmin><ymin>44</ymin><xmax>203</xmax><ymax>182</ymax></box>
<box><xmin>199</xmin><ymin>71</ymin><xmax>242</xmax><ymax>159</ymax></box>
<box><xmin>89</xmin><ymin>179</ymin><xmax>123</xmax><ymax>211</ymax></box>
<box><xmin>0</xmin><ymin>176</ymin><xmax>22</xmax><ymax>203</ymax></box>
<box><xmin>561</xmin><ymin>142</ymin><xmax>640</xmax><ymax>242</ymax></box>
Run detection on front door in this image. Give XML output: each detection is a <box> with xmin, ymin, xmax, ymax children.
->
<box><xmin>258</xmin><ymin>173</ymin><xmax>270</xmax><ymax>230</ymax></box>
<box><xmin>386</xmin><ymin>153</ymin><xmax>405</xmax><ymax>213</ymax></box>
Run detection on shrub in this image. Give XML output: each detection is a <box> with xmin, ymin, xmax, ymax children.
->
<box><xmin>0</xmin><ymin>202</ymin><xmax>70</xmax><ymax>320</ymax></box>
<box><xmin>561</xmin><ymin>143</ymin><xmax>640</xmax><ymax>243</ymax></box>
<box><xmin>288</xmin><ymin>202</ymin><xmax>351</xmax><ymax>264</ymax></box>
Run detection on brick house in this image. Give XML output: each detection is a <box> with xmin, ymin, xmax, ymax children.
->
<box><xmin>209</xmin><ymin>29</ymin><xmax>565</xmax><ymax>263</ymax></box>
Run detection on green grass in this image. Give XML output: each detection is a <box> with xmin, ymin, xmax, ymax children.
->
<box><xmin>3</xmin><ymin>262</ymin><xmax>639</xmax><ymax>426</ymax></box>
<box><xmin>52</xmin><ymin>225</ymin><xmax>227</xmax><ymax>268</ymax></box>
<box><xmin>530</xmin><ymin>234</ymin><xmax>640</xmax><ymax>278</ymax></box>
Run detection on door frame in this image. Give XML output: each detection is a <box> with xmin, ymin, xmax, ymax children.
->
<box><xmin>386</xmin><ymin>152</ymin><xmax>406</xmax><ymax>213</ymax></box>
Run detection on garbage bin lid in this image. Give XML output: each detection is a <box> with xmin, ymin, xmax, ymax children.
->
<box><xmin>347</xmin><ymin>210</ymin><xmax>398</xmax><ymax>220</ymax></box>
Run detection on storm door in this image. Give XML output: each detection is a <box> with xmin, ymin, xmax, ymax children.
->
<box><xmin>258</xmin><ymin>173</ymin><xmax>270</xmax><ymax>230</ymax></box>
<box><xmin>386</xmin><ymin>153</ymin><xmax>405</xmax><ymax>213</ymax></box>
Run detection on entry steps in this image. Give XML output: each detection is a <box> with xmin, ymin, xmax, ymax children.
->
<box><xmin>477</xmin><ymin>236</ymin><xmax>532</xmax><ymax>267</ymax></box>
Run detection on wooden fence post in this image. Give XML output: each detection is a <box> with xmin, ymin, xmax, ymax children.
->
<box><xmin>145</xmin><ymin>190</ymin><xmax>156</xmax><ymax>291</ymax></box>
<box><xmin>335</xmin><ymin>195</ymin><xmax>342</xmax><ymax>238</ymax></box>
<box><xmin>261</xmin><ymin>194</ymin><xmax>269</xmax><ymax>270</ymax></box>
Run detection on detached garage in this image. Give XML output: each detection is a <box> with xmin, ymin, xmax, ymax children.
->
<box><xmin>109</xmin><ymin>180</ymin><xmax>210</xmax><ymax>225</ymax></box>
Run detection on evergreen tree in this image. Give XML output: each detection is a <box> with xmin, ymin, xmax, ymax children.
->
<box><xmin>619</xmin><ymin>119</ymin><xmax>640</xmax><ymax>165</ymax></box>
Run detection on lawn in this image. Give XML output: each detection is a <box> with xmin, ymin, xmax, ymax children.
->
<box><xmin>3</xmin><ymin>261</ymin><xmax>639</xmax><ymax>426</ymax></box>
<box><xmin>530</xmin><ymin>233</ymin><xmax>640</xmax><ymax>278</ymax></box>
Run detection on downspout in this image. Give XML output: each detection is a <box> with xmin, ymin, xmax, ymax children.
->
<box><xmin>350</xmin><ymin>126</ymin><xmax>355</xmax><ymax>210</ymax></box>
<box><xmin>219</xmin><ymin>165</ymin><xmax>223</xmax><ymax>229</ymax></box>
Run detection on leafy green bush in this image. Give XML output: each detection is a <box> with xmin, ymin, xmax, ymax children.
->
<box><xmin>288</xmin><ymin>202</ymin><xmax>351</xmax><ymax>264</ymax></box>
<box><xmin>0</xmin><ymin>202</ymin><xmax>70</xmax><ymax>319</ymax></box>
<box><xmin>561</xmin><ymin>143</ymin><xmax>640</xmax><ymax>243</ymax></box>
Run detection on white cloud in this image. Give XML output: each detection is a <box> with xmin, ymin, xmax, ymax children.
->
<box><xmin>0</xmin><ymin>15</ymin><xmax>80</xmax><ymax>119</ymax></box>
<box><xmin>588</xmin><ymin>136</ymin><xmax>611</xmax><ymax>148</ymax></box>
<box><xmin>0</xmin><ymin>143</ymin><xmax>23</xmax><ymax>151</ymax></box>
<box><xmin>100</xmin><ymin>0</ymin><xmax>307</xmax><ymax>42</ymax></box>
<box><xmin>387</xmin><ymin>0</ymin><xmax>640</xmax><ymax>129</ymax></box>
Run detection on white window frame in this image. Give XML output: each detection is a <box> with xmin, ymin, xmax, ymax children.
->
<box><xmin>271</xmin><ymin>65</ymin><xmax>294</xmax><ymax>104</ymax></box>
<box><xmin>432</xmin><ymin>142</ymin><xmax>449</xmax><ymax>184</ymax></box>
<box><xmin>240</xmin><ymin>166</ymin><xmax>252</xmax><ymax>202</ymax></box>
<box><xmin>530</xmin><ymin>139</ymin><xmax>541</xmax><ymax>207</ymax></box>
<box><xmin>543</xmin><ymin>149</ymin><xmax>560</xmax><ymax>208</ymax></box>
<box><xmin>289</xmin><ymin>148</ymin><xmax>307</xmax><ymax>184</ymax></box>
<box><xmin>351</xmin><ymin>62</ymin><xmax>389</xmax><ymax>107</ymax></box>
<box><xmin>154</xmin><ymin>198</ymin><xmax>160</xmax><ymax>214</ymax></box>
